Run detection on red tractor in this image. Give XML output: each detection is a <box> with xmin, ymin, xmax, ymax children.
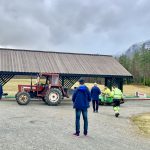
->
<box><xmin>15</xmin><ymin>73</ymin><xmax>69</xmax><ymax>106</ymax></box>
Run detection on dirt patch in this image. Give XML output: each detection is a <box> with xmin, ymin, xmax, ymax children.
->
<box><xmin>131</xmin><ymin>113</ymin><xmax>150</xmax><ymax>136</ymax></box>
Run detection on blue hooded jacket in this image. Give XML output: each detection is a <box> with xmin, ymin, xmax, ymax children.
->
<box><xmin>91</xmin><ymin>86</ymin><xmax>101</xmax><ymax>101</ymax></box>
<box><xmin>72</xmin><ymin>85</ymin><xmax>91</xmax><ymax>110</ymax></box>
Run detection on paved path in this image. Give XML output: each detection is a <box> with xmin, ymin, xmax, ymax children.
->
<box><xmin>0</xmin><ymin>99</ymin><xmax>150</xmax><ymax>150</ymax></box>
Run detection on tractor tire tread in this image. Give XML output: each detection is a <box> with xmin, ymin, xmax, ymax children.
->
<box><xmin>45</xmin><ymin>88</ymin><xmax>62</xmax><ymax>106</ymax></box>
<box><xmin>16</xmin><ymin>92</ymin><xmax>31</xmax><ymax>105</ymax></box>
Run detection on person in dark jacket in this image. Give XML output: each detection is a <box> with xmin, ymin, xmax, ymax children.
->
<box><xmin>72</xmin><ymin>79</ymin><xmax>91</xmax><ymax>136</ymax></box>
<box><xmin>0</xmin><ymin>84</ymin><xmax>3</xmax><ymax>100</ymax></box>
<box><xmin>91</xmin><ymin>83</ymin><xmax>101</xmax><ymax>113</ymax></box>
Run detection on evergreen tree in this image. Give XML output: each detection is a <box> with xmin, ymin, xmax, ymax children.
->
<box><xmin>118</xmin><ymin>46</ymin><xmax>150</xmax><ymax>86</ymax></box>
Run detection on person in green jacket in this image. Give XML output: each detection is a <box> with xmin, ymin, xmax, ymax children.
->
<box><xmin>102</xmin><ymin>86</ymin><xmax>111</xmax><ymax>101</ymax></box>
<box><xmin>111</xmin><ymin>86</ymin><xmax>123</xmax><ymax>117</ymax></box>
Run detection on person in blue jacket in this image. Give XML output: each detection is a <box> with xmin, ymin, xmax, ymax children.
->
<box><xmin>0</xmin><ymin>83</ymin><xmax>3</xmax><ymax>100</ymax></box>
<box><xmin>72</xmin><ymin>79</ymin><xmax>91</xmax><ymax>136</ymax></box>
<box><xmin>91</xmin><ymin>83</ymin><xmax>101</xmax><ymax>113</ymax></box>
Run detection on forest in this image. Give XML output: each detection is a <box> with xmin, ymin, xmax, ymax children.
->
<box><xmin>118</xmin><ymin>47</ymin><xmax>150</xmax><ymax>86</ymax></box>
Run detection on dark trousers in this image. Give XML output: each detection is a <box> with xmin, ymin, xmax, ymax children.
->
<box><xmin>92</xmin><ymin>100</ymin><xmax>99</xmax><ymax>112</ymax></box>
<box><xmin>113</xmin><ymin>99</ymin><xmax>120</xmax><ymax>113</ymax></box>
<box><xmin>113</xmin><ymin>99</ymin><xmax>120</xmax><ymax>107</ymax></box>
<box><xmin>75</xmin><ymin>109</ymin><xmax>88</xmax><ymax>134</ymax></box>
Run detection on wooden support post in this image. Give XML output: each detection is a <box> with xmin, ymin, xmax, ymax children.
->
<box><xmin>105</xmin><ymin>77</ymin><xmax>112</xmax><ymax>90</ymax></box>
<box><xmin>62</xmin><ymin>76</ymin><xmax>64</xmax><ymax>87</ymax></box>
<box><xmin>119</xmin><ymin>78</ymin><xmax>123</xmax><ymax>92</ymax></box>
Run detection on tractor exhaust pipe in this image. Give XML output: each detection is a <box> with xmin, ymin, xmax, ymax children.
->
<box><xmin>30</xmin><ymin>76</ymin><xmax>33</xmax><ymax>91</ymax></box>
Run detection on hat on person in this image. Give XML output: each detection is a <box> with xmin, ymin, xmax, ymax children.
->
<box><xmin>79</xmin><ymin>79</ymin><xmax>85</xmax><ymax>84</ymax></box>
<box><xmin>94</xmin><ymin>82</ymin><xmax>97</xmax><ymax>86</ymax></box>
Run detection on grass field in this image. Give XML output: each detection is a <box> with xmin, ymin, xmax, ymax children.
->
<box><xmin>123</xmin><ymin>84</ymin><xmax>150</xmax><ymax>97</ymax></box>
<box><xmin>131</xmin><ymin>113</ymin><xmax>150</xmax><ymax>136</ymax></box>
<box><xmin>3</xmin><ymin>78</ymin><xmax>150</xmax><ymax>97</ymax></box>
<box><xmin>73</xmin><ymin>82</ymin><xmax>150</xmax><ymax>96</ymax></box>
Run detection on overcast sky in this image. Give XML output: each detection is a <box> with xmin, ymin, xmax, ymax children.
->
<box><xmin>0</xmin><ymin>0</ymin><xmax>150</xmax><ymax>55</ymax></box>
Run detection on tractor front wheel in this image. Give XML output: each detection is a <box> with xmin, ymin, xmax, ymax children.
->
<box><xmin>16</xmin><ymin>92</ymin><xmax>31</xmax><ymax>105</ymax></box>
<box><xmin>45</xmin><ymin>88</ymin><xmax>62</xmax><ymax>106</ymax></box>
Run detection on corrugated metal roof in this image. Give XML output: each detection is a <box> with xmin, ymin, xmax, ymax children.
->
<box><xmin>0</xmin><ymin>48</ymin><xmax>132</xmax><ymax>77</ymax></box>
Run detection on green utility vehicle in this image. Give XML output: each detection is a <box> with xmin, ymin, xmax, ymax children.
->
<box><xmin>99</xmin><ymin>95</ymin><xmax>124</xmax><ymax>105</ymax></box>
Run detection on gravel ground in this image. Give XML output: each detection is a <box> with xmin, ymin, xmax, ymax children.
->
<box><xmin>0</xmin><ymin>99</ymin><xmax>150</xmax><ymax>150</ymax></box>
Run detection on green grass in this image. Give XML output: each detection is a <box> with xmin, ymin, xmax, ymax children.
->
<box><xmin>131</xmin><ymin>113</ymin><xmax>150</xmax><ymax>136</ymax></box>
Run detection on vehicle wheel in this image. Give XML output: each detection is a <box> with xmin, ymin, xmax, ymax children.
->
<box><xmin>16</xmin><ymin>92</ymin><xmax>31</xmax><ymax>105</ymax></box>
<box><xmin>120</xmin><ymin>99</ymin><xmax>124</xmax><ymax>104</ymax></box>
<box><xmin>42</xmin><ymin>97</ymin><xmax>46</xmax><ymax>102</ymax></box>
<box><xmin>45</xmin><ymin>88</ymin><xmax>62</xmax><ymax>106</ymax></box>
<box><xmin>15</xmin><ymin>92</ymin><xmax>19</xmax><ymax>98</ymax></box>
<box><xmin>106</xmin><ymin>103</ymin><xmax>112</xmax><ymax>106</ymax></box>
<box><xmin>42</xmin><ymin>97</ymin><xmax>48</xmax><ymax>104</ymax></box>
<box><xmin>99</xmin><ymin>99</ymin><xmax>104</xmax><ymax>105</ymax></box>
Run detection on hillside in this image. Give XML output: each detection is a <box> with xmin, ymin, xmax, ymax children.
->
<box><xmin>125</xmin><ymin>40</ymin><xmax>150</xmax><ymax>57</ymax></box>
<box><xmin>118</xmin><ymin>40</ymin><xmax>150</xmax><ymax>86</ymax></box>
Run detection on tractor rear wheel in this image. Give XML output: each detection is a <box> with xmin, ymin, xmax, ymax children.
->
<box><xmin>45</xmin><ymin>88</ymin><xmax>62</xmax><ymax>106</ymax></box>
<box><xmin>42</xmin><ymin>97</ymin><xmax>48</xmax><ymax>104</ymax></box>
<box><xmin>16</xmin><ymin>92</ymin><xmax>31</xmax><ymax>105</ymax></box>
